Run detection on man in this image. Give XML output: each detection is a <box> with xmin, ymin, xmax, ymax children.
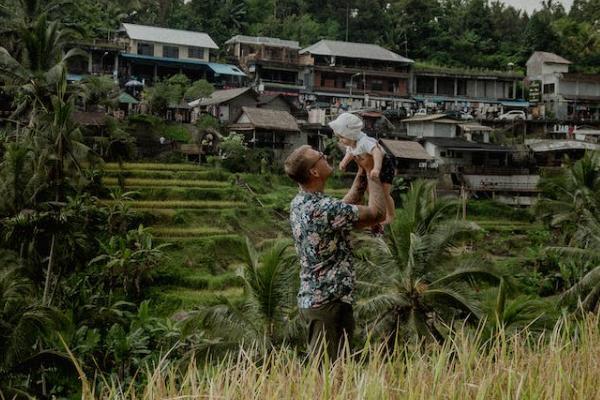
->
<box><xmin>284</xmin><ymin>144</ymin><xmax>386</xmax><ymax>359</ymax></box>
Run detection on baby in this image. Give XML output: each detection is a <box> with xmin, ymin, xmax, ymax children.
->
<box><xmin>329</xmin><ymin>112</ymin><xmax>396</xmax><ymax>225</ymax></box>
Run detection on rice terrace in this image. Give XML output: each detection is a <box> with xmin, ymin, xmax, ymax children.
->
<box><xmin>0</xmin><ymin>0</ymin><xmax>599</xmax><ymax>398</ymax></box>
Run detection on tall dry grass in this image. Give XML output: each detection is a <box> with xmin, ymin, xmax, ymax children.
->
<box><xmin>83</xmin><ymin>314</ymin><xmax>600</xmax><ymax>400</ymax></box>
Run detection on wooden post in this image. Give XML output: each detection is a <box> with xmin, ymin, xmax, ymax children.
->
<box><xmin>461</xmin><ymin>185</ymin><xmax>467</xmax><ymax>220</ymax></box>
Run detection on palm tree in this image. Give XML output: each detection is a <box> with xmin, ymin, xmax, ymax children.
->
<box><xmin>550</xmin><ymin>209</ymin><xmax>600</xmax><ymax>312</ymax></box>
<box><xmin>0</xmin><ymin>13</ymin><xmax>85</xmax><ymax>122</ymax></box>
<box><xmin>355</xmin><ymin>180</ymin><xmax>503</xmax><ymax>345</ymax></box>
<box><xmin>0</xmin><ymin>262</ymin><xmax>68</xmax><ymax>397</ymax></box>
<box><xmin>0</xmin><ymin>142</ymin><xmax>36</xmax><ymax>216</ymax></box>
<box><xmin>535</xmin><ymin>152</ymin><xmax>600</xmax><ymax>312</ymax></box>
<box><xmin>535</xmin><ymin>152</ymin><xmax>600</xmax><ymax>234</ymax></box>
<box><xmin>183</xmin><ymin>238</ymin><xmax>299</xmax><ymax>353</ymax></box>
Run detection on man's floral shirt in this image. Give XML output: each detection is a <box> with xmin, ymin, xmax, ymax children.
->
<box><xmin>290</xmin><ymin>191</ymin><xmax>359</xmax><ymax>309</ymax></box>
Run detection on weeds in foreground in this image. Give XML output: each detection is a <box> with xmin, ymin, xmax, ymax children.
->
<box><xmin>77</xmin><ymin>314</ymin><xmax>599</xmax><ymax>399</ymax></box>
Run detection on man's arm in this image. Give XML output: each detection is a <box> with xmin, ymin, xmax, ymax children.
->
<box><xmin>342</xmin><ymin>169</ymin><xmax>367</xmax><ymax>205</ymax></box>
<box><xmin>354</xmin><ymin>175</ymin><xmax>386</xmax><ymax>228</ymax></box>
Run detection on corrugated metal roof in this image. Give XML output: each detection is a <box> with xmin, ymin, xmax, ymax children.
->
<box><xmin>526</xmin><ymin>51</ymin><xmax>571</xmax><ymax>66</ymax></box>
<box><xmin>190</xmin><ymin>87</ymin><xmax>257</xmax><ymax>107</ymax></box>
<box><xmin>225</xmin><ymin>35</ymin><xmax>300</xmax><ymax>49</ymax></box>
<box><xmin>380</xmin><ymin>139</ymin><xmax>432</xmax><ymax>160</ymax></box>
<box><xmin>526</xmin><ymin>139</ymin><xmax>600</xmax><ymax>152</ymax></box>
<box><xmin>402</xmin><ymin>114</ymin><xmax>458</xmax><ymax>123</ymax></box>
<box><xmin>238</xmin><ymin>107</ymin><xmax>300</xmax><ymax>132</ymax></box>
<box><xmin>300</xmin><ymin>40</ymin><xmax>413</xmax><ymax>63</ymax></box>
<box><xmin>424</xmin><ymin>137</ymin><xmax>514</xmax><ymax>152</ymax></box>
<box><xmin>118</xmin><ymin>92</ymin><xmax>139</xmax><ymax>104</ymax></box>
<box><xmin>459</xmin><ymin>124</ymin><xmax>493</xmax><ymax>132</ymax></box>
<box><xmin>207</xmin><ymin>63</ymin><xmax>246</xmax><ymax>77</ymax></box>
<box><xmin>121</xmin><ymin>23</ymin><xmax>218</xmax><ymax>49</ymax></box>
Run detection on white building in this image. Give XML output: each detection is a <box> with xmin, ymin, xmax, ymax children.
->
<box><xmin>526</xmin><ymin>51</ymin><xmax>600</xmax><ymax>120</ymax></box>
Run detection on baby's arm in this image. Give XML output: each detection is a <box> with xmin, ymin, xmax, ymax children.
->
<box><xmin>339</xmin><ymin>151</ymin><xmax>354</xmax><ymax>171</ymax></box>
<box><xmin>369</xmin><ymin>145</ymin><xmax>384</xmax><ymax>179</ymax></box>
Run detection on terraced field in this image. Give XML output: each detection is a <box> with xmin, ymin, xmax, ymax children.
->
<box><xmin>101</xmin><ymin>162</ymin><xmax>288</xmax><ymax>315</ymax></box>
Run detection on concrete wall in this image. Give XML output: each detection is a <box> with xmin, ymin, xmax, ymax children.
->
<box><xmin>463</xmin><ymin>174</ymin><xmax>540</xmax><ymax>191</ymax></box>
<box><xmin>129</xmin><ymin>39</ymin><xmax>210</xmax><ymax>62</ymax></box>
<box><xmin>407</xmin><ymin>122</ymin><xmax>434</xmax><ymax>138</ymax></box>
<box><xmin>433</xmin><ymin>123</ymin><xmax>456</xmax><ymax>138</ymax></box>
<box><xmin>407</xmin><ymin>122</ymin><xmax>456</xmax><ymax>138</ymax></box>
<box><xmin>542</xmin><ymin>63</ymin><xmax>569</xmax><ymax>75</ymax></box>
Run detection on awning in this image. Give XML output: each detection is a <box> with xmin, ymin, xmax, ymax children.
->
<box><xmin>118</xmin><ymin>92</ymin><xmax>139</xmax><ymax>104</ymax></box>
<box><xmin>500</xmin><ymin>100</ymin><xmax>529</xmax><ymax>108</ymax></box>
<box><xmin>207</xmin><ymin>63</ymin><xmax>246</xmax><ymax>77</ymax></box>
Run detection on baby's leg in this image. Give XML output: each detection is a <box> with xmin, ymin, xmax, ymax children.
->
<box><xmin>382</xmin><ymin>183</ymin><xmax>395</xmax><ymax>225</ymax></box>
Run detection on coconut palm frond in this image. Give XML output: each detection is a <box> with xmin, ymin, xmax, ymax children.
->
<box><xmin>355</xmin><ymin>292</ymin><xmax>407</xmax><ymax>323</ymax></box>
<box><xmin>581</xmin><ymin>283</ymin><xmax>600</xmax><ymax>312</ymax></box>
<box><xmin>560</xmin><ymin>266</ymin><xmax>600</xmax><ymax>308</ymax></box>
<box><xmin>423</xmin><ymin>287</ymin><xmax>482</xmax><ymax>321</ymax></box>
<box><xmin>546</xmin><ymin>246</ymin><xmax>600</xmax><ymax>264</ymax></box>
<box><xmin>430</xmin><ymin>262</ymin><xmax>503</xmax><ymax>288</ymax></box>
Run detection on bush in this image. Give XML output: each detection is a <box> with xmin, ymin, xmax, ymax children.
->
<box><xmin>163</xmin><ymin>125</ymin><xmax>191</xmax><ymax>142</ymax></box>
<box><xmin>220</xmin><ymin>133</ymin><xmax>272</xmax><ymax>173</ymax></box>
<box><xmin>467</xmin><ymin>199</ymin><xmax>533</xmax><ymax>221</ymax></box>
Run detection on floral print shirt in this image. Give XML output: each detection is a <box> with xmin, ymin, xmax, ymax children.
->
<box><xmin>290</xmin><ymin>191</ymin><xmax>359</xmax><ymax>309</ymax></box>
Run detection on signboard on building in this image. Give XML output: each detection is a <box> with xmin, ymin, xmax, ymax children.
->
<box><xmin>529</xmin><ymin>81</ymin><xmax>541</xmax><ymax>104</ymax></box>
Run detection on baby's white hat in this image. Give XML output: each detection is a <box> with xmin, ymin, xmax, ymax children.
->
<box><xmin>328</xmin><ymin>112</ymin><xmax>364</xmax><ymax>141</ymax></box>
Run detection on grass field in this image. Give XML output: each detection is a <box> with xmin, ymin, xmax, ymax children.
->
<box><xmin>82</xmin><ymin>315</ymin><xmax>600</xmax><ymax>399</ymax></box>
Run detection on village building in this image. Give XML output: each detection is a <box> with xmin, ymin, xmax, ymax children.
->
<box><xmin>412</xmin><ymin>65</ymin><xmax>526</xmax><ymax>118</ymax></box>
<box><xmin>115</xmin><ymin>24</ymin><xmax>246</xmax><ymax>87</ymax></box>
<box><xmin>66</xmin><ymin>37</ymin><xmax>128</xmax><ymax>82</ymax></box>
<box><xmin>257</xmin><ymin>93</ymin><xmax>296</xmax><ymax>114</ymax></box>
<box><xmin>189</xmin><ymin>87</ymin><xmax>259</xmax><ymax>124</ymax></box>
<box><xmin>298</xmin><ymin>40</ymin><xmax>414</xmax><ymax>112</ymax></box>
<box><xmin>225</xmin><ymin>35</ymin><xmax>304</xmax><ymax>99</ymax></box>
<box><xmin>228</xmin><ymin>107</ymin><xmax>305</xmax><ymax>161</ymax></box>
<box><xmin>526</xmin><ymin>51</ymin><xmax>600</xmax><ymax>121</ymax></box>
<box><xmin>526</xmin><ymin>139</ymin><xmax>600</xmax><ymax>167</ymax></box>
<box><xmin>379</xmin><ymin>139</ymin><xmax>435</xmax><ymax>177</ymax></box>
<box><xmin>403</xmin><ymin>114</ymin><xmax>460</xmax><ymax>138</ymax></box>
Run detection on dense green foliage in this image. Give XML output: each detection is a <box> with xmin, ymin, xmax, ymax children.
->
<box><xmin>3</xmin><ymin>0</ymin><xmax>598</xmax><ymax>72</ymax></box>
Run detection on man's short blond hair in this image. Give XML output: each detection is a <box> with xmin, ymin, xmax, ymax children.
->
<box><xmin>284</xmin><ymin>145</ymin><xmax>314</xmax><ymax>184</ymax></box>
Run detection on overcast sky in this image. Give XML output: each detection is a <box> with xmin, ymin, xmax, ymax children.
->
<box><xmin>500</xmin><ymin>0</ymin><xmax>573</xmax><ymax>15</ymax></box>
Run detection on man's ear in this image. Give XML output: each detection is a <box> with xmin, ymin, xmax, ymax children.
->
<box><xmin>308</xmin><ymin>167</ymin><xmax>320</xmax><ymax>178</ymax></box>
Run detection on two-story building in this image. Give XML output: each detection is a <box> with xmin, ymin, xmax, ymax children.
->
<box><xmin>225</xmin><ymin>35</ymin><xmax>303</xmax><ymax>98</ymax></box>
<box><xmin>117</xmin><ymin>23</ymin><xmax>245</xmax><ymax>87</ymax></box>
<box><xmin>299</xmin><ymin>40</ymin><xmax>414</xmax><ymax>111</ymax></box>
<box><xmin>412</xmin><ymin>65</ymin><xmax>526</xmax><ymax>118</ymax></box>
<box><xmin>526</xmin><ymin>51</ymin><xmax>600</xmax><ymax>121</ymax></box>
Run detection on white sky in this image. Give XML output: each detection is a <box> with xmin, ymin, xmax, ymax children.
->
<box><xmin>500</xmin><ymin>0</ymin><xmax>574</xmax><ymax>15</ymax></box>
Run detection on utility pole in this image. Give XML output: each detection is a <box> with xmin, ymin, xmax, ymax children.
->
<box><xmin>345</xmin><ymin>3</ymin><xmax>349</xmax><ymax>42</ymax></box>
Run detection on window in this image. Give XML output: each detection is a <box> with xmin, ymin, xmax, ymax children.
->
<box><xmin>137</xmin><ymin>42</ymin><xmax>154</xmax><ymax>56</ymax></box>
<box><xmin>188</xmin><ymin>46</ymin><xmax>204</xmax><ymax>59</ymax></box>
<box><xmin>543</xmin><ymin>83</ymin><xmax>555</xmax><ymax>94</ymax></box>
<box><xmin>163</xmin><ymin>45</ymin><xmax>179</xmax><ymax>59</ymax></box>
<box><xmin>371</xmin><ymin>79</ymin><xmax>383</xmax><ymax>91</ymax></box>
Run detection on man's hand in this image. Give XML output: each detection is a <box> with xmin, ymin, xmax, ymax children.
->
<box><xmin>338</xmin><ymin>160</ymin><xmax>347</xmax><ymax>171</ymax></box>
<box><xmin>354</xmin><ymin>155</ymin><xmax>374</xmax><ymax>174</ymax></box>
